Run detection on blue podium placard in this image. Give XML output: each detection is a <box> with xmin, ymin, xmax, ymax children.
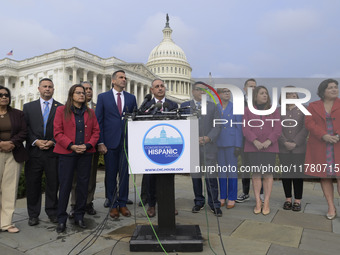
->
<box><xmin>128</xmin><ymin>118</ymin><xmax>199</xmax><ymax>174</ymax></box>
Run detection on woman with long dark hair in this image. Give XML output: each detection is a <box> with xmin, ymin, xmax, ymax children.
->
<box><xmin>243</xmin><ymin>86</ymin><xmax>282</xmax><ymax>215</ymax></box>
<box><xmin>53</xmin><ymin>84</ymin><xmax>100</xmax><ymax>233</ymax></box>
<box><xmin>0</xmin><ymin>85</ymin><xmax>28</xmax><ymax>233</ymax></box>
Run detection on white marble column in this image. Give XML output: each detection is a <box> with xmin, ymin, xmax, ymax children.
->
<box><xmin>4</xmin><ymin>76</ymin><xmax>9</xmax><ymax>88</ymax></box>
<box><xmin>93</xmin><ymin>73</ymin><xmax>97</xmax><ymax>102</ymax></box>
<box><xmin>140</xmin><ymin>84</ymin><xmax>144</xmax><ymax>105</ymax></box>
<box><xmin>83</xmin><ymin>69</ymin><xmax>88</xmax><ymax>82</ymax></box>
<box><xmin>134</xmin><ymin>82</ymin><xmax>138</xmax><ymax>98</ymax></box>
<box><xmin>102</xmin><ymin>76</ymin><xmax>107</xmax><ymax>93</ymax></box>
<box><xmin>127</xmin><ymin>79</ymin><xmax>131</xmax><ymax>93</ymax></box>
<box><xmin>72</xmin><ymin>67</ymin><xmax>77</xmax><ymax>84</ymax></box>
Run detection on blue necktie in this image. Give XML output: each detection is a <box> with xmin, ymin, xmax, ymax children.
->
<box><xmin>43</xmin><ymin>101</ymin><xmax>49</xmax><ymax>136</ymax></box>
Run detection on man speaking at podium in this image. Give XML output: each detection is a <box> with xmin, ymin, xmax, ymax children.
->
<box><xmin>143</xmin><ymin>78</ymin><xmax>178</xmax><ymax>217</ymax></box>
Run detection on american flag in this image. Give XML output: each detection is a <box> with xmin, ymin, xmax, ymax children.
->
<box><xmin>6</xmin><ymin>50</ymin><xmax>13</xmax><ymax>56</ymax></box>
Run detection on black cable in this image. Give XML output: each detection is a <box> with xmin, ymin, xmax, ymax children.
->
<box><xmin>110</xmin><ymin>235</ymin><xmax>132</xmax><ymax>255</ymax></box>
<box><xmin>200</xmin><ymin>105</ymin><xmax>227</xmax><ymax>255</ymax></box>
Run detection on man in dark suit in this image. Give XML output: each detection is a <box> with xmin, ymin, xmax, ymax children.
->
<box><xmin>23</xmin><ymin>78</ymin><xmax>62</xmax><ymax>226</ymax></box>
<box><xmin>181</xmin><ymin>81</ymin><xmax>222</xmax><ymax>216</ymax></box>
<box><xmin>236</xmin><ymin>78</ymin><xmax>258</xmax><ymax>203</ymax></box>
<box><xmin>69</xmin><ymin>81</ymin><xmax>99</xmax><ymax>217</ymax></box>
<box><xmin>95</xmin><ymin>70</ymin><xmax>137</xmax><ymax>219</ymax></box>
<box><xmin>142</xmin><ymin>78</ymin><xmax>178</xmax><ymax>217</ymax></box>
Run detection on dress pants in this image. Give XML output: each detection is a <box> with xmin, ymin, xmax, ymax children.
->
<box><xmin>279</xmin><ymin>153</ymin><xmax>305</xmax><ymax>199</ymax></box>
<box><xmin>104</xmin><ymin>144</ymin><xmax>129</xmax><ymax>208</ymax></box>
<box><xmin>25</xmin><ymin>153</ymin><xmax>59</xmax><ymax>218</ymax></box>
<box><xmin>58</xmin><ymin>154</ymin><xmax>92</xmax><ymax>224</ymax></box>
<box><xmin>217</xmin><ymin>147</ymin><xmax>238</xmax><ymax>200</ymax></box>
<box><xmin>70</xmin><ymin>151</ymin><xmax>99</xmax><ymax>206</ymax></box>
<box><xmin>0</xmin><ymin>152</ymin><xmax>21</xmax><ymax>230</ymax></box>
<box><xmin>192</xmin><ymin>157</ymin><xmax>220</xmax><ymax>209</ymax></box>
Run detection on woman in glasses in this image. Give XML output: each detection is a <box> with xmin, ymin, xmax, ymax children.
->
<box><xmin>53</xmin><ymin>84</ymin><xmax>100</xmax><ymax>233</ymax></box>
<box><xmin>216</xmin><ymin>88</ymin><xmax>243</xmax><ymax>209</ymax></box>
<box><xmin>0</xmin><ymin>85</ymin><xmax>28</xmax><ymax>233</ymax></box>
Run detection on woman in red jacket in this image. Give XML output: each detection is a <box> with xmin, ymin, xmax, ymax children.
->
<box><xmin>305</xmin><ymin>79</ymin><xmax>340</xmax><ymax>220</ymax></box>
<box><xmin>54</xmin><ymin>84</ymin><xmax>100</xmax><ymax>233</ymax></box>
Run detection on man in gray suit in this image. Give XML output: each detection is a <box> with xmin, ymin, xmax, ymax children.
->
<box><xmin>23</xmin><ymin>78</ymin><xmax>62</xmax><ymax>226</ymax></box>
<box><xmin>180</xmin><ymin>81</ymin><xmax>222</xmax><ymax>216</ymax></box>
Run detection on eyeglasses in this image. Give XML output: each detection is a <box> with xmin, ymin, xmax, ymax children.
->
<box><xmin>74</xmin><ymin>91</ymin><xmax>85</xmax><ymax>95</ymax></box>
<box><xmin>0</xmin><ymin>93</ymin><xmax>9</xmax><ymax>98</ymax></box>
<box><xmin>221</xmin><ymin>91</ymin><xmax>231</xmax><ymax>94</ymax></box>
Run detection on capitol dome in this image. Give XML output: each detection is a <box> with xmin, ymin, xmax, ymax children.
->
<box><xmin>146</xmin><ymin>14</ymin><xmax>192</xmax><ymax>101</ymax></box>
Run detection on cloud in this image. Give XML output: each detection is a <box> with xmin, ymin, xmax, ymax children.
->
<box><xmin>258</xmin><ymin>8</ymin><xmax>321</xmax><ymax>40</ymax></box>
<box><xmin>110</xmin><ymin>12</ymin><xmax>196</xmax><ymax>63</ymax></box>
<box><xmin>0</xmin><ymin>17</ymin><xmax>61</xmax><ymax>59</ymax></box>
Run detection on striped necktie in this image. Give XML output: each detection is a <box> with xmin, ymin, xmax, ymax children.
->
<box><xmin>117</xmin><ymin>92</ymin><xmax>122</xmax><ymax>116</ymax></box>
<box><xmin>43</xmin><ymin>101</ymin><xmax>49</xmax><ymax>136</ymax></box>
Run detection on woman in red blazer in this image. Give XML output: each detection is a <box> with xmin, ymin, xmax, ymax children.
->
<box><xmin>54</xmin><ymin>84</ymin><xmax>100</xmax><ymax>233</ymax></box>
<box><xmin>305</xmin><ymin>79</ymin><xmax>340</xmax><ymax>220</ymax></box>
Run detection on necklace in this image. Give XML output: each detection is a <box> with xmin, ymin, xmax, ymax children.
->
<box><xmin>0</xmin><ymin>111</ymin><xmax>7</xmax><ymax>118</ymax></box>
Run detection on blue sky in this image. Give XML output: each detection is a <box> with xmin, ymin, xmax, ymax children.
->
<box><xmin>1</xmin><ymin>0</ymin><xmax>340</xmax><ymax>79</ymax></box>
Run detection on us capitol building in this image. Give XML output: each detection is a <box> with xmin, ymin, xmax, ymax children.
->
<box><xmin>0</xmin><ymin>15</ymin><xmax>192</xmax><ymax>109</ymax></box>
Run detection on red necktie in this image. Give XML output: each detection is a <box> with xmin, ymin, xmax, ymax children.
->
<box><xmin>117</xmin><ymin>92</ymin><xmax>122</xmax><ymax>115</ymax></box>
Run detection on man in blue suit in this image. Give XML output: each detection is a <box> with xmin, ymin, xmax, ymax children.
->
<box><xmin>95</xmin><ymin>70</ymin><xmax>137</xmax><ymax>219</ymax></box>
<box><xmin>181</xmin><ymin>82</ymin><xmax>222</xmax><ymax>216</ymax></box>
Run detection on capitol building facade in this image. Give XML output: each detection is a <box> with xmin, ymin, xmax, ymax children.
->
<box><xmin>0</xmin><ymin>15</ymin><xmax>193</xmax><ymax>109</ymax></box>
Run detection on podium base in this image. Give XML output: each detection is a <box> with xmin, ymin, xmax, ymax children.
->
<box><xmin>129</xmin><ymin>225</ymin><xmax>203</xmax><ymax>252</ymax></box>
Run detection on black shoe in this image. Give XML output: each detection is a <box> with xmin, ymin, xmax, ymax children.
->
<box><xmin>104</xmin><ymin>198</ymin><xmax>110</xmax><ymax>208</ymax></box>
<box><xmin>74</xmin><ymin>219</ymin><xmax>86</xmax><ymax>229</ymax></box>
<box><xmin>127</xmin><ymin>199</ymin><xmax>133</xmax><ymax>205</ymax></box>
<box><xmin>28</xmin><ymin>217</ymin><xmax>39</xmax><ymax>226</ymax></box>
<box><xmin>192</xmin><ymin>205</ymin><xmax>204</xmax><ymax>213</ymax></box>
<box><xmin>211</xmin><ymin>208</ymin><xmax>223</xmax><ymax>217</ymax></box>
<box><xmin>49</xmin><ymin>216</ymin><xmax>58</xmax><ymax>223</ymax></box>
<box><xmin>56</xmin><ymin>223</ymin><xmax>66</xmax><ymax>233</ymax></box>
<box><xmin>138</xmin><ymin>200</ymin><xmax>147</xmax><ymax>207</ymax></box>
<box><xmin>85</xmin><ymin>204</ymin><xmax>97</xmax><ymax>215</ymax></box>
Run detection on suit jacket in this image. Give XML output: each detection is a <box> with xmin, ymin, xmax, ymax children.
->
<box><xmin>53</xmin><ymin>106</ymin><xmax>100</xmax><ymax>154</ymax></box>
<box><xmin>144</xmin><ymin>98</ymin><xmax>178</xmax><ymax>112</ymax></box>
<box><xmin>216</xmin><ymin>102</ymin><xmax>243</xmax><ymax>148</ymax></box>
<box><xmin>7</xmin><ymin>107</ymin><xmax>29</xmax><ymax>163</ymax></box>
<box><xmin>23</xmin><ymin>99</ymin><xmax>62</xmax><ymax>158</ymax></box>
<box><xmin>95</xmin><ymin>90</ymin><xmax>137</xmax><ymax>149</ymax></box>
<box><xmin>305</xmin><ymin>98</ymin><xmax>340</xmax><ymax>177</ymax></box>
<box><xmin>242</xmin><ymin>107</ymin><xmax>282</xmax><ymax>153</ymax></box>
<box><xmin>180</xmin><ymin>100</ymin><xmax>221</xmax><ymax>160</ymax></box>
<box><xmin>278</xmin><ymin>106</ymin><xmax>308</xmax><ymax>154</ymax></box>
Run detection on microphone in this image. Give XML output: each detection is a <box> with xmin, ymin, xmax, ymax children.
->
<box><xmin>145</xmin><ymin>103</ymin><xmax>155</xmax><ymax>113</ymax></box>
<box><xmin>151</xmin><ymin>102</ymin><xmax>163</xmax><ymax>115</ymax></box>
<box><xmin>163</xmin><ymin>101</ymin><xmax>170</xmax><ymax>112</ymax></box>
<box><xmin>138</xmin><ymin>94</ymin><xmax>152</xmax><ymax>112</ymax></box>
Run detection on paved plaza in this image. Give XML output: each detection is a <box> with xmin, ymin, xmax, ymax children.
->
<box><xmin>1</xmin><ymin>170</ymin><xmax>340</xmax><ymax>255</ymax></box>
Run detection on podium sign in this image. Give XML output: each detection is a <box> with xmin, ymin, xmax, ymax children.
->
<box><xmin>128</xmin><ymin>118</ymin><xmax>199</xmax><ymax>174</ymax></box>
